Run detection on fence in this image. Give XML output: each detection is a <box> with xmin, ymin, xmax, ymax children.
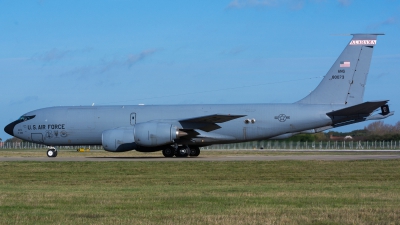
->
<box><xmin>1</xmin><ymin>141</ymin><xmax>400</xmax><ymax>150</ymax></box>
<box><xmin>0</xmin><ymin>142</ymin><xmax>103</xmax><ymax>150</ymax></box>
<box><xmin>205</xmin><ymin>140</ymin><xmax>400</xmax><ymax>150</ymax></box>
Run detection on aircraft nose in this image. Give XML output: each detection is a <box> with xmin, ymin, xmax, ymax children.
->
<box><xmin>4</xmin><ymin>122</ymin><xmax>15</xmax><ymax>136</ymax></box>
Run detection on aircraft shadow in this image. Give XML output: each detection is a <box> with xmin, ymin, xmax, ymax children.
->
<box><xmin>86</xmin><ymin>156</ymin><xmax>201</xmax><ymax>159</ymax></box>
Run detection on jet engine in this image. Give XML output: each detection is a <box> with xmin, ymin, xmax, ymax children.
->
<box><xmin>102</xmin><ymin>127</ymin><xmax>135</xmax><ymax>152</ymax></box>
<box><xmin>102</xmin><ymin>122</ymin><xmax>187</xmax><ymax>152</ymax></box>
<box><xmin>134</xmin><ymin>122</ymin><xmax>186</xmax><ymax>147</ymax></box>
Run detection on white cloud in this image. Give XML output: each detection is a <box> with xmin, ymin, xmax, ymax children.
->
<box><xmin>367</xmin><ymin>17</ymin><xmax>397</xmax><ymax>30</ymax></box>
<box><xmin>377</xmin><ymin>72</ymin><xmax>390</xmax><ymax>79</ymax></box>
<box><xmin>32</xmin><ymin>47</ymin><xmax>93</xmax><ymax>62</ymax></box>
<box><xmin>37</xmin><ymin>48</ymin><xmax>71</xmax><ymax>61</ymax></box>
<box><xmin>226</xmin><ymin>0</ymin><xmax>351</xmax><ymax>10</ymax></box>
<box><xmin>227</xmin><ymin>0</ymin><xmax>278</xmax><ymax>9</ymax></box>
<box><xmin>126</xmin><ymin>49</ymin><xmax>158</xmax><ymax>67</ymax></box>
<box><xmin>60</xmin><ymin>66</ymin><xmax>93</xmax><ymax>78</ymax></box>
<box><xmin>337</xmin><ymin>0</ymin><xmax>351</xmax><ymax>7</ymax></box>
<box><xmin>100</xmin><ymin>49</ymin><xmax>159</xmax><ymax>73</ymax></box>
<box><xmin>9</xmin><ymin>96</ymin><xmax>39</xmax><ymax>106</ymax></box>
<box><xmin>221</xmin><ymin>47</ymin><xmax>246</xmax><ymax>55</ymax></box>
<box><xmin>58</xmin><ymin>48</ymin><xmax>159</xmax><ymax>77</ymax></box>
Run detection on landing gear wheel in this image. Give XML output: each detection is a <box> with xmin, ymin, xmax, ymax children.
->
<box><xmin>189</xmin><ymin>147</ymin><xmax>200</xmax><ymax>157</ymax></box>
<box><xmin>162</xmin><ymin>147</ymin><xmax>175</xmax><ymax>157</ymax></box>
<box><xmin>175</xmin><ymin>146</ymin><xmax>189</xmax><ymax>157</ymax></box>
<box><xmin>47</xmin><ymin>148</ymin><xmax>58</xmax><ymax>158</ymax></box>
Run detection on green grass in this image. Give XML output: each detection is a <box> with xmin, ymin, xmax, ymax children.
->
<box><xmin>0</xmin><ymin>160</ymin><xmax>399</xmax><ymax>224</ymax></box>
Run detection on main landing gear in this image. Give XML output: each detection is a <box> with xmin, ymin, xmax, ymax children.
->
<box><xmin>47</xmin><ymin>147</ymin><xmax>58</xmax><ymax>158</ymax></box>
<box><xmin>161</xmin><ymin>146</ymin><xmax>200</xmax><ymax>158</ymax></box>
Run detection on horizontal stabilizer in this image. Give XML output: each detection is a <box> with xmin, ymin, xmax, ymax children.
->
<box><xmin>327</xmin><ymin>100</ymin><xmax>393</xmax><ymax>128</ymax></box>
<box><xmin>327</xmin><ymin>100</ymin><xmax>388</xmax><ymax>117</ymax></box>
<box><xmin>366</xmin><ymin>111</ymin><xmax>394</xmax><ymax>121</ymax></box>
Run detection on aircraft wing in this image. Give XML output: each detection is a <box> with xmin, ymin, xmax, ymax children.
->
<box><xmin>179</xmin><ymin>114</ymin><xmax>246</xmax><ymax>132</ymax></box>
<box><xmin>327</xmin><ymin>100</ymin><xmax>393</xmax><ymax>127</ymax></box>
<box><xmin>179</xmin><ymin>114</ymin><xmax>245</xmax><ymax>123</ymax></box>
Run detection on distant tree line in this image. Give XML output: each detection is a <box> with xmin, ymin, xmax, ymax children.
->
<box><xmin>2</xmin><ymin>137</ymin><xmax>22</xmax><ymax>143</ymax></box>
<box><xmin>362</xmin><ymin>121</ymin><xmax>400</xmax><ymax>141</ymax></box>
<box><xmin>283</xmin><ymin>121</ymin><xmax>400</xmax><ymax>142</ymax></box>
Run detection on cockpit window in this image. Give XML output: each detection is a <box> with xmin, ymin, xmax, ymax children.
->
<box><xmin>19</xmin><ymin>115</ymin><xmax>36</xmax><ymax>121</ymax></box>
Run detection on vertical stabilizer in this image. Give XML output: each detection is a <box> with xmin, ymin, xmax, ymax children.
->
<box><xmin>297</xmin><ymin>34</ymin><xmax>382</xmax><ymax>105</ymax></box>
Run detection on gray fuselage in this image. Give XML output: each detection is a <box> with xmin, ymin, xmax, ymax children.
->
<box><xmin>10</xmin><ymin>103</ymin><xmax>334</xmax><ymax>147</ymax></box>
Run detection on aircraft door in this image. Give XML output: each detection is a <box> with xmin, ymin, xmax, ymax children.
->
<box><xmin>31</xmin><ymin>133</ymin><xmax>44</xmax><ymax>143</ymax></box>
<box><xmin>130</xmin><ymin>113</ymin><xmax>136</xmax><ymax>125</ymax></box>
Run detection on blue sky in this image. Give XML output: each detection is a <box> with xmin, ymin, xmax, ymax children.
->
<box><xmin>1</xmin><ymin>0</ymin><xmax>399</xmax><ymax>140</ymax></box>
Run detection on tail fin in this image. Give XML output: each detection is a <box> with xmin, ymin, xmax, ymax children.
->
<box><xmin>297</xmin><ymin>34</ymin><xmax>383</xmax><ymax>105</ymax></box>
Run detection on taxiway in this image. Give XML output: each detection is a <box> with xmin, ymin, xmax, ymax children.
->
<box><xmin>0</xmin><ymin>154</ymin><xmax>399</xmax><ymax>162</ymax></box>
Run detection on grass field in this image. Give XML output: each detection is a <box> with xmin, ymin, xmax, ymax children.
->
<box><xmin>0</xmin><ymin>154</ymin><xmax>399</xmax><ymax>224</ymax></box>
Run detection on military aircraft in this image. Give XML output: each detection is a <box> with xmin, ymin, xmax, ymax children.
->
<box><xmin>4</xmin><ymin>34</ymin><xmax>394</xmax><ymax>158</ymax></box>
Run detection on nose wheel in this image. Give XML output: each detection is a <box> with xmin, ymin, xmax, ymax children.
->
<box><xmin>47</xmin><ymin>147</ymin><xmax>58</xmax><ymax>158</ymax></box>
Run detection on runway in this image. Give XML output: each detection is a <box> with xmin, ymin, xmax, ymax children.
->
<box><xmin>0</xmin><ymin>154</ymin><xmax>399</xmax><ymax>162</ymax></box>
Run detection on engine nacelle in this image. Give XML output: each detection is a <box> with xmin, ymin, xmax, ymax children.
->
<box><xmin>102</xmin><ymin>127</ymin><xmax>135</xmax><ymax>152</ymax></box>
<box><xmin>134</xmin><ymin>122</ymin><xmax>178</xmax><ymax>147</ymax></box>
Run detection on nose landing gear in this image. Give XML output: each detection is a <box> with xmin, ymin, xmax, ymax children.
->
<box><xmin>47</xmin><ymin>147</ymin><xmax>58</xmax><ymax>158</ymax></box>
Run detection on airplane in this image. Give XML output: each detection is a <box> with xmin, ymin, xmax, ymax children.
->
<box><xmin>4</xmin><ymin>34</ymin><xmax>394</xmax><ymax>158</ymax></box>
